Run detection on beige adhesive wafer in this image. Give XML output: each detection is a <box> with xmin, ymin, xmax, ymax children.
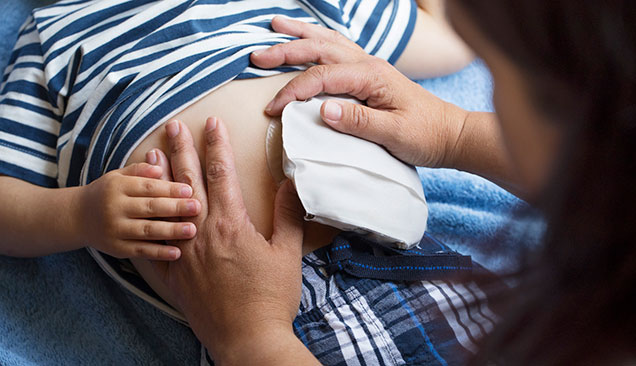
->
<box><xmin>265</xmin><ymin>118</ymin><xmax>285</xmax><ymax>185</ymax></box>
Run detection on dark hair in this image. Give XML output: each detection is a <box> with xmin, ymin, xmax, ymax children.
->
<box><xmin>452</xmin><ymin>1</ymin><xmax>636</xmax><ymax>365</ymax></box>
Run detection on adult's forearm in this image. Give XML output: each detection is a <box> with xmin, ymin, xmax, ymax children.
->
<box><xmin>210</xmin><ymin>327</ymin><xmax>320</xmax><ymax>366</ymax></box>
<box><xmin>444</xmin><ymin>108</ymin><xmax>525</xmax><ymax>196</ymax></box>
<box><xmin>0</xmin><ymin>176</ymin><xmax>84</xmax><ymax>257</ymax></box>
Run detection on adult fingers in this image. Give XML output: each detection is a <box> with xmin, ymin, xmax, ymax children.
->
<box><xmin>320</xmin><ymin>99</ymin><xmax>402</xmax><ymax>149</ymax></box>
<box><xmin>145</xmin><ymin>148</ymin><xmax>185</xmax><ymax>228</ymax></box>
<box><xmin>265</xmin><ymin>63</ymin><xmax>381</xmax><ymax>115</ymax></box>
<box><xmin>165</xmin><ymin>120</ymin><xmax>208</xmax><ymax>212</ymax></box>
<box><xmin>146</xmin><ymin>149</ymin><xmax>174</xmax><ymax>181</ymax></box>
<box><xmin>251</xmin><ymin>16</ymin><xmax>365</xmax><ymax>68</ymax></box>
<box><xmin>251</xmin><ymin>38</ymin><xmax>364</xmax><ymax>69</ymax></box>
<box><xmin>122</xmin><ymin>176</ymin><xmax>193</xmax><ymax>198</ymax></box>
<box><xmin>126</xmin><ymin>197</ymin><xmax>201</xmax><ymax>218</ymax></box>
<box><xmin>271</xmin><ymin>16</ymin><xmax>356</xmax><ymax>48</ymax></box>
<box><xmin>270</xmin><ymin>180</ymin><xmax>305</xmax><ymax>252</ymax></box>
<box><xmin>203</xmin><ymin>117</ymin><xmax>246</xmax><ymax>216</ymax></box>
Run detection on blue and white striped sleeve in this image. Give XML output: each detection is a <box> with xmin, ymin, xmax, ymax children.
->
<box><xmin>0</xmin><ymin>16</ymin><xmax>61</xmax><ymax>188</ymax></box>
<box><xmin>300</xmin><ymin>0</ymin><xmax>417</xmax><ymax>64</ymax></box>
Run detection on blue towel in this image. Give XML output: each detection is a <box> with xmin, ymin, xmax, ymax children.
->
<box><xmin>0</xmin><ymin>1</ymin><xmax>540</xmax><ymax>364</ymax></box>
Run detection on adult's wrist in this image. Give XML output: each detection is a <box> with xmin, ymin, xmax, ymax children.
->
<box><xmin>439</xmin><ymin>109</ymin><xmax>523</xmax><ymax>194</ymax></box>
<box><xmin>209</xmin><ymin>322</ymin><xmax>308</xmax><ymax>365</ymax></box>
<box><xmin>439</xmin><ymin>101</ymin><xmax>470</xmax><ymax>170</ymax></box>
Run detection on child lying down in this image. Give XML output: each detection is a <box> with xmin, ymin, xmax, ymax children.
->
<box><xmin>0</xmin><ymin>0</ymin><xmax>471</xmax><ymax>316</ymax></box>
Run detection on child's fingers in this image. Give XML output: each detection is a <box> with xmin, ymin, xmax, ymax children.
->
<box><xmin>146</xmin><ymin>149</ymin><xmax>173</xmax><ymax>181</ymax></box>
<box><xmin>121</xmin><ymin>220</ymin><xmax>197</xmax><ymax>241</ymax></box>
<box><xmin>120</xmin><ymin>162</ymin><xmax>163</xmax><ymax>178</ymax></box>
<box><xmin>120</xmin><ymin>242</ymin><xmax>182</xmax><ymax>261</ymax></box>
<box><xmin>122</xmin><ymin>176</ymin><xmax>194</xmax><ymax>198</ymax></box>
<box><xmin>126</xmin><ymin>197</ymin><xmax>201</xmax><ymax>218</ymax></box>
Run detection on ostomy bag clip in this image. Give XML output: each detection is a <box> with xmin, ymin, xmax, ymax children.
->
<box><xmin>281</xmin><ymin>96</ymin><xmax>428</xmax><ymax>249</ymax></box>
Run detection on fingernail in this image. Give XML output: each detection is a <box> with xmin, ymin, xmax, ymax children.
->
<box><xmin>265</xmin><ymin>100</ymin><xmax>275</xmax><ymax>113</ymax></box>
<box><xmin>180</xmin><ymin>185</ymin><xmax>193</xmax><ymax>197</ymax></box>
<box><xmin>205</xmin><ymin>117</ymin><xmax>217</xmax><ymax>132</ymax></box>
<box><xmin>252</xmin><ymin>50</ymin><xmax>261</xmax><ymax>57</ymax></box>
<box><xmin>183</xmin><ymin>224</ymin><xmax>194</xmax><ymax>236</ymax></box>
<box><xmin>185</xmin><ymin>200</ymin><xmax>197</xmax><ymax>212</ymax></box>
<box><xmin>166</xmin><ymin>120</ymin><xmax>180</xmax><ymax>138</ymax></box>
<box><xmin>168</xmin><ymin>248</ymin><xmax>180</xmax><ymax>259</ymax></box>
<box><xmin>146</xmin><ymin>150</ymin><xmax>158</xmax><ymax>165</ymax></box>
<box><xmin>323</xmin><ymin>100</ymin><xmax>342</xmax><ymax>123</ymax></box>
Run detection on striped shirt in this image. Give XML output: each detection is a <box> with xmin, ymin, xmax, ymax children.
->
<box><xmin>0</xmin><ymin>0</ymin><xmax>416</xmax><ymax>188</ymax></box>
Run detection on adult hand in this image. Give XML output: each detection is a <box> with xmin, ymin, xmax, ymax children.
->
<box><xmin>150</xmin><ymin>119</ymin><xmax>317</xmax><ymax>364</ymax></box>
<box><xmin>251</xmin><ymin>16</ymin><xmax>469</xmax><ymax>168</ymax></box>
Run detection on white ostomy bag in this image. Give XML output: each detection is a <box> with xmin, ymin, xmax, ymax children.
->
<box><xmin>281</xmin><ymin>96</ymin><xmax>428</xmax><ymax>249</ymax></box>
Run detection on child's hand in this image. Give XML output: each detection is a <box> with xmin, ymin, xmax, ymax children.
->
<box><xmin>78</xmin><ymin>163</ymin><xmax>201</xmax><ymax>261</ymax></box>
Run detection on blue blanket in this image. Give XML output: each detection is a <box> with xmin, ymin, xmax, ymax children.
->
<box><xmin>0</xmin><ymin>1</ymin><xmax>538</xmax><ymax>365</ymax></box>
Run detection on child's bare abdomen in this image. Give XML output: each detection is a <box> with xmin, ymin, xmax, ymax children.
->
<box><xmin>125</xmin><ymin>72</ymin><xmax>339</xmax><ymax>309</ymax></box>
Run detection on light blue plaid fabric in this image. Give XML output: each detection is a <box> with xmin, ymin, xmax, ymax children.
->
<box><xmin>197</xmin><ymin>250</ymin><xmax>502</xmax><ymax>365</ymax></box>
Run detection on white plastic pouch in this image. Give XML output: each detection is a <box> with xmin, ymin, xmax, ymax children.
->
<box><xmin>281</xmin><ymin>96</ymin><xmax>428</xmax><ymax>249</ymax></box>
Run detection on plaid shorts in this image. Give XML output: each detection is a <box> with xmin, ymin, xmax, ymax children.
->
<box><xmin>205</xmin><ymin>234</ymin><xmax>498</xmax><ymax>365</ymax></box>
<box><xmin>91</xmin><ymin>233</ymin><xmax>499</xmax><ymax>366</ymax></box>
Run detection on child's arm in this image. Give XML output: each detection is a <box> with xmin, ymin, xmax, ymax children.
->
<box><xmin>0</xmin><ymin>163</ymin><xmax>200</xmax><ymax>261</ymax></box>
<box><xmin>394</xmin><ymin>0</ymin><xmax>474</xmax><ymax>79</ymax></box>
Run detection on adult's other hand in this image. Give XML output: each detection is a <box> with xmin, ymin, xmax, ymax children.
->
<box><xmin>251</xmin><ymin>16</ymin><xmax>469</xmax><ymax>168</ymax></box>
<box><xmin>150</xmin><ymin>119</ymin><xmax>317</xmax><ymax>365</ymax></box>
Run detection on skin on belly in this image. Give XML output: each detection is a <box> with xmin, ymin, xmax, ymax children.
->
<box><xmin>126</xmin><ymin>72</ymin><xmax>340</xmax><ymax>308</ymax></box>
